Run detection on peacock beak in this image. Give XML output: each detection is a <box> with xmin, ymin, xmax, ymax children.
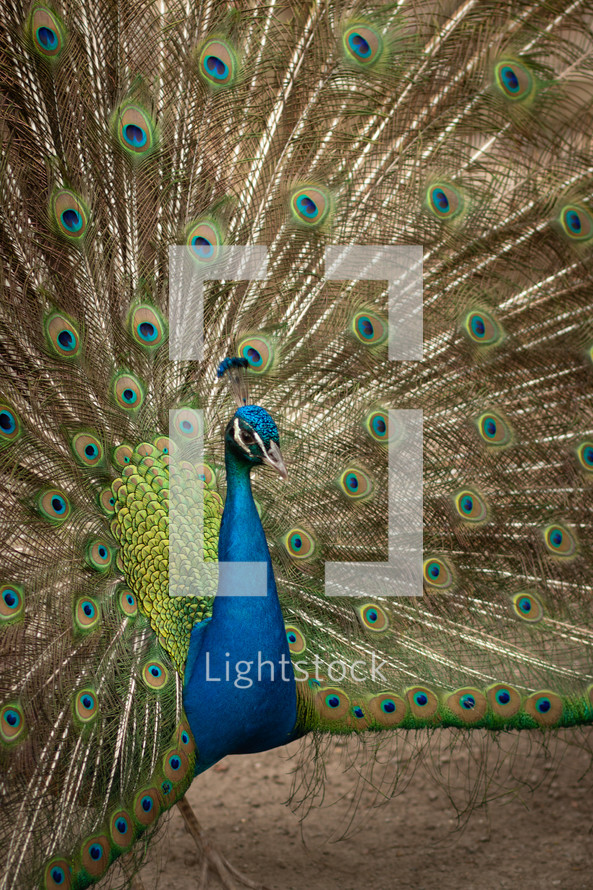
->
<box><xmin>262</xmin><ymin>440</ymin><xmax>288</xmax><ymax>480</ymax></box>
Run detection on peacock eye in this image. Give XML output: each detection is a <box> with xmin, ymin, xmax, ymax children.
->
<box><xmin>241</xmin><ymin>431</ymin><xmax>255</xmax><ymax>445</ymax></box>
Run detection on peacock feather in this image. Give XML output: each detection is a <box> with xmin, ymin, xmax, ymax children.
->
<box><xmin>1</xmin><ymin>0</ymin><xmax>593</xmax><ymax>887</ymax></box>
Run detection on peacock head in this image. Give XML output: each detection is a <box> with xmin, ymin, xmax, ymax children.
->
<box><xmin>225</xmin><ymin>405</ymin><xmax>287</xmax><ymax>479</ymax></box>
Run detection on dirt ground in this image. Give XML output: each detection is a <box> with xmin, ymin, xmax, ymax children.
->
<box><xmin>133</xmin><ymin>730</ymin><xmax>593</xmax><ymax>890</ymax></box>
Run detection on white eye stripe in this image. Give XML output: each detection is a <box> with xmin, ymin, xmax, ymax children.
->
<box><xmin>233</xmin><ymin>418</ymin><xmax>265</xmax><ymax>454</ymax></box>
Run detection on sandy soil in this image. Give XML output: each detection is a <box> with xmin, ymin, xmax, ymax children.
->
<box><xmin>133</xmin><ymin>730</ymin><xmax>593</xmax><ymax>890</ymax></box>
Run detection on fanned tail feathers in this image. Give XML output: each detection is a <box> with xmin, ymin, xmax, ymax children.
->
<box><xmin>1</xmin><ymin>0</ymin><xmax>593</xmax><ymax>887</ymax></box>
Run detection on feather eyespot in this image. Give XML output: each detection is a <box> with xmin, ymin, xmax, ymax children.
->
<box><xmin>198</xmin><ymin>38</ymin><xmax>237</xmax><ymax>88</ymax></box>
<box><xmin>368</xmin><ymin>692</ymin><xmax>407</xmax><ymax>726</ymax></box>
<box><xmin>351</xmin><ymin>310</ymin><xmax>388</xmax><ymax>346</ymax></box>
<box><xmin>177</xmin><ymin>721</ymin><xmax>196</xmax><ymax>755</ymax></box>
<box><xmin>427</xmin><ymin>183</ymin><xmax>463</xmax><ymax>220</ymax></box>
<box><xmin>113</xmin><ymin>373</ymin><xmax>144</xmax><ymax>412</ymax></box>
<box><xmin>543</xmin><ymin>523</ymin><xmax>577</xmax><ymax>557</ymax></box>
<box><xmin>129</xmin><ymin>304</ymin><xmax>166</xmax><ymax>349</ymax></box>
<box><xmin>113</xmin><ymin>444</ymin><xmax>134</xmax><ymax>467</ymax></box>
<box><xmin>74</xmin><ymin>689</ymin><xmax>98</xmax><ymax>723</ymax></box>
<box><xmin>109</xmin><ymin>810</ymin><xmax>134</xmax><ymax>848</ymax></box>
<box><xmin>133</xmin><ymin>787</ymin><xmax>161</xmax><ymax>826</ymax></box>
<box><xmin>29</xmin><ymin>7</ymin><xmax>66</xmax><ymax>61</ymax></box>
<box><xmin>342</xmin><ymin>24</ymin><xmax>383</xmax><ymax>67</ymax></box>
<box><xmin>45</xmin><ymin>313</ymin><xmax>81</xmax><ymax>358</ymax></box>
<box><xmin>163</xmin><ymin>747</ymin><xmax>190</xmax><ymax>783</ymax></box>
<box><xmin>315</xmin><ymin>687</ymin><xmax>351</xmax><ymax>720</ymax></box>
<box><xmin>285</xmin><ymin>625</ymin><xmax>306</xmax><ymax>655</ymax></box>
<box><xmin>356</xmin><ymin>603</ymin><xmax>389</xmax><ymax>632</ymax></box>
<box><xmin>423</xmin><ymin>556</ymin><xmax>453</xmax><ymax>589</ymax></box>
<box><xmin>446</xmin><ymin>688</ymin><xmax>487</xmax><ymax>723</ymax></box>
<box><xmin>114</xmin><ymin>103</ymin><xmax>156</xmax><ymax>159</ymax></box>
<box><xmin>511</xmin><ymin>591</ymin><xmax>544</xmax><ymax>623</ymax></box>
<box><xmin>153</xmin><ymin>436</ymin><xmax>171</xmax><ymax>455</ymax></box>
<box><xmin>283</xmin><ymin>528</ymin><xmax>316</xmax><ymax>559</ymax></box>
<box><xmin>80</xmin><ymin>836</ymin><xmax>110</xmax><ymax>878</ymax></box>
<box><xmin>462</xmin><ymin>310</ymin><xmax>502</xmax><ymax>346</ymax></box>
<box><xmin>0</xmin><ymin>702</ymin><xmax>26</xmax><ymax>744</ymax></box>
<box><xmin>525</xmin><ymin>691</ymin><xmax>563</xmax><ymax>726</ymax></box>
<box><xmin>494</xmin><ymin>60</ymin><xmax>534</xmax><ymax>101</ymax></box>
<box><xmin>363</xmin><ymin>409</ymin><xmax>401</xmax><ymax>444</ymax></box>
<box><xmin>576</xmin><ymin>441</ymin><xmax>593</xmax><ymax>472</ymax></box>
<box><xmin>44</xmin><ymin>858</ymin><xmax>72</xmax><ymax>890</ymax></box>
<box><xmin>0</xmin><ymin>405</ymin><xmax>21</xmax><ymax>444</ymax></box>
<box><xmin>453</xmin><ymin>489</ymin><xmax>488</xmax><ymax>523</ymax></box>
<box><xmin>186</xmin><ymin>219</ymin><xmax>224</xmax><ymax>263</ymax></box>
<box><xmin>118</xmin><ymin>588</ymin><xmax>138</xmax><ymax>617</ymax></box>
<box><xmin>86</xmin><ymin>539</ymin><xmax>113</xmax><ymax>571</ymax></box>
<box><xmin>0</xmin><ymin>584</ymin><xmax>24</xmax><ymax>622</ymax></box>
<box><xmin>196</xmin><ymin>463</ymin><xmax>216</xmax><ymax>488</ymax></box>
<box><xmin>486</xmin><ymin>683</ymin><xmax>521</xmax><ymax>717</ymax></box>
<box><xmin>72</xmin><ymin>432</ymin><xmax>104</xmax><ymax>468</ymax></box>
<box><xmin>75</xmin><ymin>597</ymin><xmax>100</xmax><ymax>631</ymax></box>
<box><xmin>142</xmin><ymin>659</ymin><xmax>169</xmax><ymax>690</ymax></box>
<box><xmin>51</xmin><ymin>190</ymin><xmax>89</xmax><ymax>242</ymax></box>
<box><xmin>338</xmin><ymin>466</ymin><xmax>373</xmax><ymax>500</ymax></box>
<box><xmin>172</xmin><ymin>408</ymin><xmax>202</xmax><ymax>441</ymax></box>
<box><xmin>98</xmin><ymin>489</ymin><xmax>116</xmax><ymax>515</ymax></box>
<box><xmin>477</xmin><ymin>411</ymin><xmax>512</xmax><ymax>447</ymax></box>
<box><xmin>290</xmin><ymin>185</ymin><xmax>331</xmax><ymax>228</ymax></box>
<box><xmin>407</xmin><ymin>686</ymin><xmax>439</xmax><ymax>719</ymax></box>
<box><xmin>559</xmin><ymin>204</ymin><xmax>593</xmax><ymax>242</ymax></box>
<box><xmin>38</xmin><ymin>489</ymin><xmax>72</xmax><ymax>524</ymax></box>
<box><xmin>237</xmin><ymin>335</ymin><xmax>274</xmax><ymax>374</ymax></box>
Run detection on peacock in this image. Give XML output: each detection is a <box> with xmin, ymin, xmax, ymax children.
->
<box><xmin>1</xmin><ymin>0</ymin><xmax>593</xmax><ymax>887</ymax></box>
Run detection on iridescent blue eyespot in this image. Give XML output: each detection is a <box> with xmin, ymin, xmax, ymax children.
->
<box><xmin>290</xmin><ymin>185</ymin><xmax>331</xmax><ymax>228</ymax></box>
<box><xmin>511</xmin><ymin>591</ymin><xmax>544</xmax><ymax>623</ymax></box>
<box><xmin>414</xmin><ymin>692</ymin><xmax>428</xmax><ymax>707</ymax></box>
<box><xmin>459</xmin><ymin>694</ymin><xmax>476</xmax><ymax>710</ymax></box>
<box><xmin>141</xmin><ymin>796</ymin><xmax>153</xmax><ymax>812</ymax></box>
<box><xmin>124</xmin><ymin>124</ymin><xmax>147</xmax><ymax>148</ymax></box>
<box><xmin>343</xmin><ymin>24</ymin><xmax>383</xmax><ymax>67</ymax></box>
<box><xmin>38</xmin><ymin>26</ymin><xmax>58</xmax><ymax>49</ymax></box>
<box><xmin>116</xmin><ymin>818</ymin><xmax>128</xmax><ymax>834</ymax></box>
<box><xmin>501</xmin><ymin>66</ymin><xmax>518</xmax><ymax>92</ymax></box>
<box><xmin>58</xmin><ymin>330</ymin><xmax>75</xmax><ymax>350</ymax></box>
<box><xmin>496</xmin><ymin>690</ymin><xmax>511</xmax><ymax>705</ymax></box>
<box><xmin>349</xmin><ymin>32</ymin><xmax>370</xmax><ymax>57</ymax></box>
<box><xmin>427</xmin><ymin>183</ymin><xmax>463</xmax><ymax>220</ymax></box>
<box><xmin>89</xmin><ymin>844</ymin><xmax>103</xmax><ymax>861</ymax></box>
<box><xmin>139</xmin><ymin>322</ymin><xmax>157</xmax><ymax>341</ymax></box>
<box><xmin>326</xmin><ymin>695</ymin><xmax>341</xmax><ymax>709</ymax></box>
<box><xmin>62</xmin><ymin>209</ymin><xmax>82</xmax><ymax>232</ymax></box>
<box><xmin>193</xmin><ymin>236</ymin><xmax>213</xmax><ymax>258</ymax></box>
<box><xmin>381</xmin><ymin>699</ymin><xmax>396</xmax><ymax>713</ymax></box>
<box><xmin>51</xmin><ymin>866</ymin><xmax>65</xmax><ymax>884</ymax></box>
<box><xmin>0</xmin><ymin>410</ymin><xmax>16</xmax><ymax>434</ymax></box>
<box><xmin>536</xmin><ymin>697</ymin><xmax>551</xmax><ymax>714</ymax></box>
<box><xmin>494</xmin><ymin>60</ymin><xmax>534</xmax><ymax>102</ymax></box>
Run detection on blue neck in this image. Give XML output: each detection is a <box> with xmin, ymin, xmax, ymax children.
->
<box><xmin>183</xmin><ymin>447</ymin><xmax>297</xmax><ymax>772</ymax></box>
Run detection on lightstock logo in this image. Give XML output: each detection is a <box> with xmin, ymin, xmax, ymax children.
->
<box><xmin>167</xmin><ymin>243</ymin><xmax>423</xmax><ymax>609</ymax></box>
